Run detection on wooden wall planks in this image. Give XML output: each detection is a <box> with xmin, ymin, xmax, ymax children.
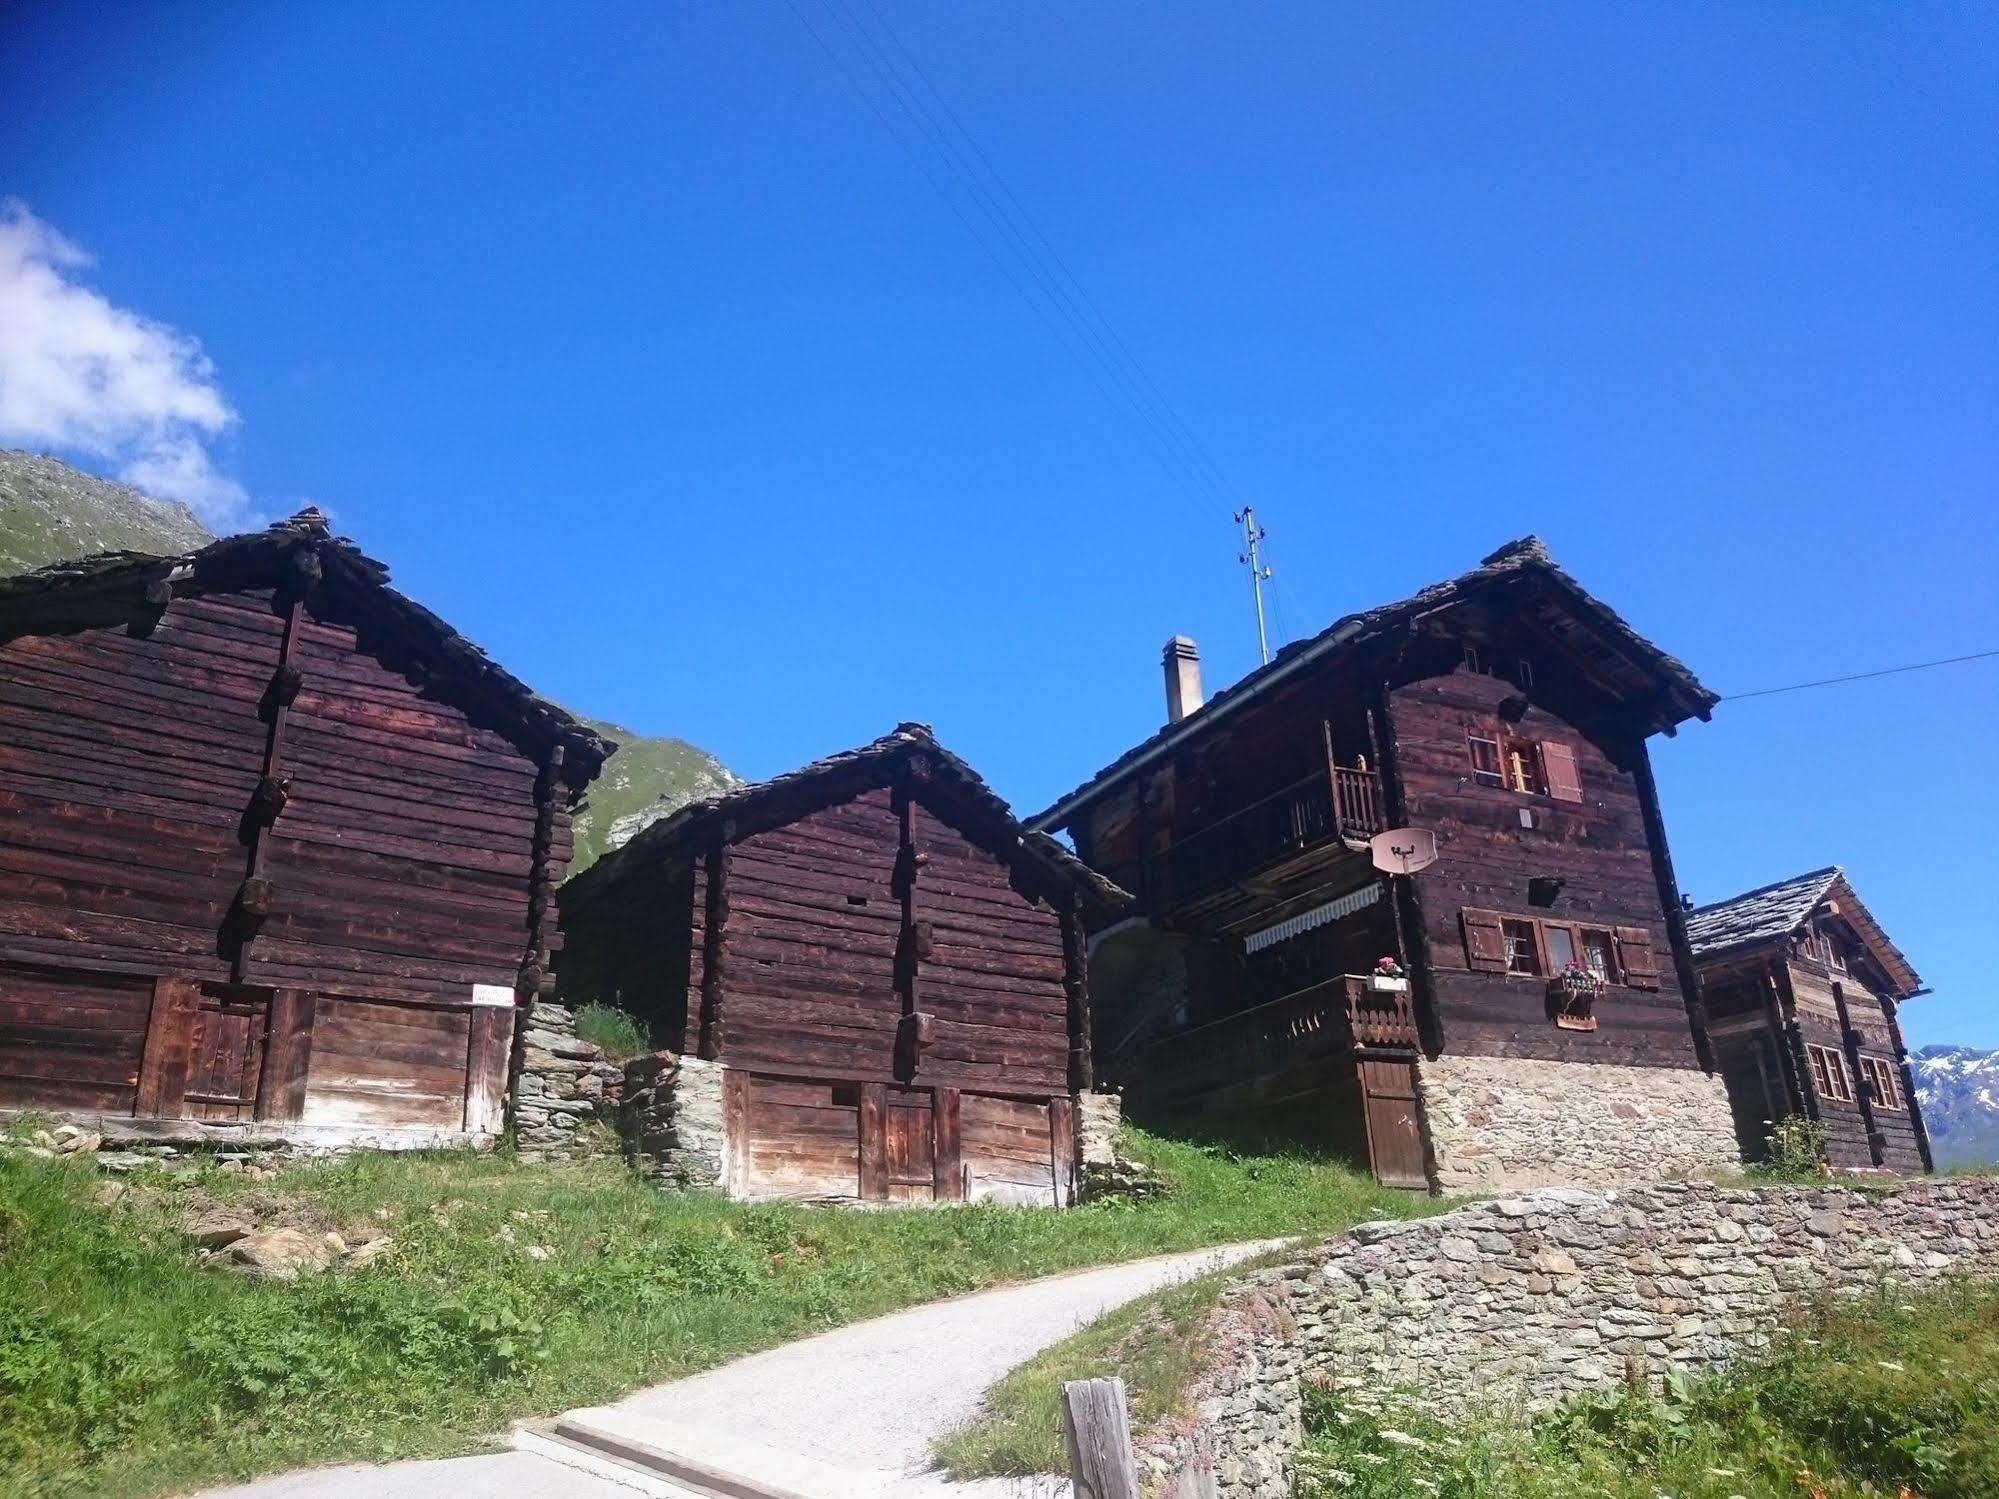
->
<box><xmin>1390</xmin><ymin>669</ymin><xmax>1700</xmax><ymax>1069</ymax></box>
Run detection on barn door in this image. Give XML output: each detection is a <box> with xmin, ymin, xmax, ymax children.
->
<box><xmin>183</xmin><ymin>985</ymin><xmax>272</xmax><ymax>1121</ymax></box>
<box><xmin>1355</xmin><ymin>1057</ymin><xmax>1428</xmax><ymax>1189</ymax></box>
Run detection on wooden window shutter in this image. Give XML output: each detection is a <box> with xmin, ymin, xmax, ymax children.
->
<box><xmin>1615</xmin><ymin>925</ymin><xmax>1661</xmax><ymax>989</ymax></box>
<box><xmin>1461</xmin><ymin>908</ymin><xmax>1509</xmax><ymax>973</ymax></box>
<box><xmin>1540</xmin><ymin>741</ymin><xmax>1584</xmax><ymax>804</ymax></box>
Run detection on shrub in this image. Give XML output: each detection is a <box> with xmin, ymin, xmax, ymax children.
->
<box><xmin>572</xmin><ymin>1002</ymin><xmax>650</xmax><ymax>1059</ymax></box>
<box><xmin>1757</xmin><ymin>1115</ymin><xmax>1831</xmax><ymax>1178</ymax></box>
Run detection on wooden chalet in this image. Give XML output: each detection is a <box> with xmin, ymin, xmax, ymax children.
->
<box><xmin>558</xmin><ymin>724</ymin><xmax>1129</xmax><ymax>1205</ymax></box>
<box><xmin>1030</xmin><ymin>538</ymin><xmax>1731</xmax><ymax>1191</ymax></box>
<box><xmin>0</xmin><ymin>511</ymin><xmax>610</xmax><ymax>1143</ymax></box>
<box><xmin>1689</xmin><ymin>868</ymin><xmax>1932</xmax><ymax>1172</ymax></box>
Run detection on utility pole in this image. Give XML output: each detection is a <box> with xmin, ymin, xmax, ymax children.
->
<box><xmin>1235</xmin><ymin>506</ymin><xmax>1274</xmax><ymax>666</ymax></box>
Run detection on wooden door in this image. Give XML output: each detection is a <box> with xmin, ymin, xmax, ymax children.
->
<box><xmin>1356</xmin><ymin>1057</ymin><xmax>1428</xmax><ymax>1189</ymax></box>
<box><xmin>882</xmin><ymin>1088</ymin><xmax>936</xmax><ymax>1202</ymax></box>
<box><xmin>183</xmin><ymin>986</ymin><xmax>271</xmax><ymax>1121</ymax></box>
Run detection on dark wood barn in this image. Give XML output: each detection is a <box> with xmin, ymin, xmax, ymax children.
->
<box><xmin>1689</xmin><ymin>868</ymin><xmax>1932</xmax><ymax>1172</ymax></box>
<box><xmin>558</xmin><ymin>725</ymin><xmax>1129</xmax><ymax>1204</ymax></box>
<box><xmin>1031</xmin><ymin>537</ymin><xmax>1739</xmax><ymax>1192</ymax></box>
<box><xmin>0</xmin><ymin>511</ymin><xmax>609</xmax><ymax>1142</ymax></box>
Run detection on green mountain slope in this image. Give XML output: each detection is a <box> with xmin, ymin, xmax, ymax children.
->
<box><xmin>2</xmin><ymin>452</ymin><xmax>736</xmax><ymax>872</ymax></box>
<box><xmin>568</xmin><ymin>718</ymin><xmax>742</xmax><ymax>874</ymax></box>
<box><xmin>1</xmin><ymin>448</ymin><xmax>212</xmax><ymax>574</ymax></box>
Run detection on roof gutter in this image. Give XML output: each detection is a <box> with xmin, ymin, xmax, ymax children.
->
<box><xmin>1025</xmin><ymin>615</ymin><xmax>1370</xmax><ymax>832</ymax></box>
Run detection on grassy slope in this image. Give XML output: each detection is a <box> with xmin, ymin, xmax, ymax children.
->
<box><xmin>1295</xmin><ymin>1278</ymin><xmax>1999</xmax><ymax>1499</ymax></box>
<box><xmin>935</xmin><ymin>1251</ymin><xmax>1301</xmax><ymax>1480</ymax></box>
<box><xmin>0</xmin><ymin>449</ymin><xmax>211</xmax><ymax>577</ymax></box>
<box><xmin>565</xmin><ymin>716</ymin><xmax>740</xmax><ymax>875</ymax></box>
<box><xmin>0</xmin><ymin>1123</ymin><xmax>1423</xmax><ymax>1499</ymax></box>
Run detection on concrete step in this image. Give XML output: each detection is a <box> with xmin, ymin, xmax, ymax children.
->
<box><xmin>513</xmin><ymin>1424</ymin><xmax>715</xmax><ymax>1498</ymax></box>
<box><xmin>525</xmin><ymin>1412</ymin><xmax>879</xmax><ymax>1499</ymax></box>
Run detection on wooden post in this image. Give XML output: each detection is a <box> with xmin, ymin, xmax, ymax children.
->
<box><xmin>135</xmin><ymin>975</ymin><xmax>202</xmax><ymax>1118</ymax></box>
<box><xmin>1631</xmin><ymin>739</ymin><xmax>1714</xmax><ymax>1069</ymax></box>
<box><xmin>697</xmin><ymin>831</ymin><xmax>732</xmax><ymax>1060</ymax></box>
<box><xmin>931</xmin><ymin>1085</ymin><xmax>963</xmax><ymax>1201</ymax></box>
<box><xmin>255</xmin><ymin>988</ymin><xmax>316</xmax><ymax>1122</ymax></box>
<box><xmin>1062</xmin><ymin>1377</ymin><xmax>1143</xmax><ymax>1499</ymax></box>
<box><xmin>234</xmin><ymin>594</ymin><xmax>305</xmax><ymax>982</ymax></box>
<box><xmin>1364</xmin><ymin>679</ymin><xmax>1444</xmax><ymax>1056</ymax></box>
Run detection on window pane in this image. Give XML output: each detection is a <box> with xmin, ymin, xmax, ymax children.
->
<box><xmin>1467</xmin><ymin>734</ymin><xmax>1502</xmax><ymax>786</ymax></box>
<box><xmin>1544</xmin><ymin>927</ymin><xmax>1577</xmax><ymax>970</ymax></box>
<box><xmin>1503</xmin><ymin>919</ymin><xmax>1541</xmax><ymax>975</ymax></box>
<box><xmin>1581</xmin><ymin>930</ymin><xmax>1615</xmax><ymax>982</ymax></box>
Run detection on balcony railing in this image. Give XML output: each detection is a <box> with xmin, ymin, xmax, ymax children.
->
<box><xmin>1156</xmin><ymin>767</ymin><xmax>1383</xmax><ymax>908</ymax></box>
<box><xmin>1136</xmin><ymin>974</ymin><xmax>1418</xmax><ymax>1105</ymax></box>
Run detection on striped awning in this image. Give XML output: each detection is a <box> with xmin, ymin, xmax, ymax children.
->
<box><xmin>1242</xmin><ymin>883</ymin><xmax>1382</xmax><ymax>954</ymax></box>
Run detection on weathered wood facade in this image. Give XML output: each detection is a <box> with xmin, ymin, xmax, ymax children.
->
<box><xmin>0</xmin><ymin>511</ymin><xmax>608</xmax><ymax>1142</ymax></box>
<box><xmin>1032</xmin><ymin>538</ymin><xmax>1734</xmax><ymax>1190</ymax></box>
<box><xmin>559</xmin><ymin>725</ymin><xmax>1128</xmax><ymax>1204</ymax></box>
<box><xmin>1689</xmin><ymin>868</ymin><xmax>1932</xmax><ymax>1173</ymax></box>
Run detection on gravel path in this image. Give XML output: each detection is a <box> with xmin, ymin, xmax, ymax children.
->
<box><xmin>551</xmin><ymin>1237</ymin><xmax>1283</xmax><ymax>1496</ymax></box>
<box><xmin>195</xmin><ymin>1238</ymin><xmax>1281</xmax><ymax>1499</ymax></box>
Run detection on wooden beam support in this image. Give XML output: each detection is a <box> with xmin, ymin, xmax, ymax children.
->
<box><xmin>697</xmin><ymin>828</ymin><xmax>732</xmax><ymax>1060</ymax></box>
<box><xmin>1630</xmin><ymin>738</ymin><xmax>1715</xmax><ymax>1070</ymax></box>
<box><xmin>858</xmin><ymin>1081</ymin><xmax>888</xmax><ymax>1201</ymax></box>
<box><xmin>254</xmin><ymin>988</ymin><xmax>315</xmax><ymax>1122</ymax></box>
<box><xmin>1365</xmin><ymin>678</ymin><xmax>1445</xmax><ymax>1057</ymax></box>
<box><xmin>931</xmin><ymin>1085</ymin><xmax>963</xmax><ymax>1200</ymax></box>
<box><xmin>134</xmin><ymin>975</ymin><xmax>201</xmax><ymax>1118</ymax></box>
<box><xmin>1060</xmin><ymin>894</ymin><xmax>1093</xmax><ymax>1093</ymax></box>
<box><xmin>233</xmin><ymin>594</ymin><xmax>304</xmax><ymax>982</ymax></box>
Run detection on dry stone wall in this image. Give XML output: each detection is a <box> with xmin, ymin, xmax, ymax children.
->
<box><xmin>1417</xmin><ymin>1055</ymin><xmax>1742</xmax><ymax>1193</ymax></box>
<box><xmin>621</xmin><ymin>1052</ymin><xmax>726</xmax><ymax>1188</ymax></box>
<box><xmin>511</xmin><ymin>1001</ymin><xmax>624</xmax><ymax>1157</ymax></box>
<box><xmin>1142</xmin><ymin>1176</ymin><xmax>1999</xmax><ymax>1499</ymax></box>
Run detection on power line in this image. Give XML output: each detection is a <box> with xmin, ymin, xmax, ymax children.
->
<box><xmin>1724</xmin><ymin>649</ymin><xmax>1999</xmax><ymax>703</ymax></box>
<box><xmin>785</xmin><ymin>0</ymin><xmax>1236</xmax><ymax>518</ymax></box>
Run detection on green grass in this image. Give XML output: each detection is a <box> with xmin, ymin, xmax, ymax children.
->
<box><xmin>570</xmin><ymin>1001</ymin><xmax>651</xmax><ymax>1059</ymax></box>
<box><xmin>0</xmin><ymin>1120</ymin><xmax>1423</xmax><ymax>1498</ymax></box>
<box><xmin>1296</xmin><ymin>1278</ymin><xmax>1999</xmax><ymax>1499</ymax></box>
<box><xmin>934</xmin><ymin>1251</ymin><xmax>1296</xmax><ymax>1480</ymax></box>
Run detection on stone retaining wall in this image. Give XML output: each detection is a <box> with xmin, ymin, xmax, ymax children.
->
<box><xmin>510</xmin><ymin>1001</ymin><xmax>624</xmax><ymax>1157</ymax></box>
<box><xmin>1142</xmin><ymin>1176</ymin><xmax>1999</xmax><ymax>1499</ymax></box>
<box><xmin>621</xmin><ymin>1052</ymin><xmax>726</xmax><ymax>1188</ymax></box>
<box><xmin>1417</xmin><ymin>1055</ymin><xmax>1742</xmax><ymax>1193</ymax></box>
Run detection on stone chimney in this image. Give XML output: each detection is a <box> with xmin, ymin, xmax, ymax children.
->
<box><xmin>1163</xmin><ymin>636</ymin><xmax>1203</xmax><ymax>723</ymax></box>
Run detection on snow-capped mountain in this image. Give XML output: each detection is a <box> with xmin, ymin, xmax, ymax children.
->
<box><xmin>1910</xmin><ymin>1045</ymin><xmax>1999</xmax><ymax>1168</ymax></box>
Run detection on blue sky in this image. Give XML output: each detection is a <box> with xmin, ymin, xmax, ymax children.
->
<box><xmin>2</xmin><ymin>4</ymin><xmax>1994</xmax><ymax>1045</ymax></box>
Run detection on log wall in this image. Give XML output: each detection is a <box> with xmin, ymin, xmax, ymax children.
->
<box><xmin>0</xmin><ymin>581</ymin><xmax>570</xmax><ymax>1135</ymax></box>
<box><xmin>1390</xmin><ymin>667</ymin><xmax>1700</xmax><ymax>1068</ymax></box>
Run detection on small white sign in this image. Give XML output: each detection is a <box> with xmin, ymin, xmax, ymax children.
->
<box><xmin>471</xmin><ymin>983</ymin><xmax>516</xmax><ymax>1008</ymax></box>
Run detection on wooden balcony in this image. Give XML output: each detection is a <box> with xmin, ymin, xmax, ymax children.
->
<box><xmin>1135</xmin><ymin>974</ymin><xmax>1418</xmax><ymax>1107</ymax></box>
<box><xmin>1156</xmin><ymin>767</ymin><xmax>1383</xmax><ymax>910</ymax></box>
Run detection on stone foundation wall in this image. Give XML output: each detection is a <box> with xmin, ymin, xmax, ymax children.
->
<box><xmin>1142</xmin><ymin>1176</ymin><xmax>1999</xmax><ymax>1499</ymax></box>
<box><xmin>511</xmin><ymin>1002</ymin><xmax>624</xmax><ymax>1157</ymax></box>
<box><xmin>1418</xmin><ymin>1055</ymin><xmax>1741</xmax><ymax>1193</ymax></box>
<box><xmin>621</xmin><ymin>1052</ymin><xmax>727</xmax><ymax>1188</ymax></box>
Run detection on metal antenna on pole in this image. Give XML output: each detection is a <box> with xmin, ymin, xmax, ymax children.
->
<box><xmin>1235</xmin><ymin>507</ymin><xmax>1274</xmax><ymax>665</ymax></box>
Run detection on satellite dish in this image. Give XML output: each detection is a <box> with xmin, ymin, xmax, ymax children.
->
<box><xmin>1370</xmin><ymin>827</ymin><xmax>1438</xmax><ymax>876</ymax></box>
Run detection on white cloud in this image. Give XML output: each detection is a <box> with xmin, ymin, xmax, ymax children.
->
<box><xmin>0</xmin><ymin>200</ymin><xmax>252</xmax><ymax>528</ymax></box>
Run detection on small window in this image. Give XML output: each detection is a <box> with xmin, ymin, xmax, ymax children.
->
<box><xmin>1463</xmin><ymin>646</ymin><xmax>1483</xmax><ymax>674</ymax></box>
<box><xmin>1504</xmin><ymin>739</ymin><xmax>1544</xmax><ymax>795</ymax></box>
<box><xmin>1515</xmin><ymin>656</ymin><xmax>1535</xmax><ymax>688</ymax></box>
<box><xmin>1503</xmin><ymin>919</ymin><xmax>1542</xmax><ymax>976</ymax></box>
<box><xmin>1467</xmin><ymin>733</ymin><xmax>1504</xmax><ymax>787</ymax></box>
<box><xmin>1580</xmin><ymin>928</ymin><xmax>1618</xmax><ymax>984</ymax></box>
<box><xmin>1823</xmin><ymin>928</ymin><xmax>1847</xmax><ymax>971</ymax></box>
<box><xmin>1807</xmin><ymin>1043</ymin><xmax>1853</xmax><ymax>1103</ymax></box>
<box><xmin>1543</xmin><ymin>925</ymin><xmax>1577</xmax><ymax>971</ymax></box>
<box><xmin>1859</xmin><ymin>1056</ymin><xmax>1902</xmax><ymax>1110</ymax></box>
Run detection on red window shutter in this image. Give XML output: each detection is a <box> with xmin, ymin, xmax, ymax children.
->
<box><xmin>1615</xmin><ymin>925</ymin><xmax>1661</xmax><ymax>989</ymax></box>
<box><xmin>1540</xmin><ymin>741</ymin><xmax>1584</xmax><ymax>803</ymax></box>
<box><xmin>1461</xmin><ymin>908</ymin><xmax>1509</xmax><ymax>973</ymax></box>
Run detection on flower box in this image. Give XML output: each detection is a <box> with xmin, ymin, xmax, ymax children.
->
<box><xmin>1367</xmin><ymin>974</ymin><xmax>1411</xmax><ymax>994</ymax></box>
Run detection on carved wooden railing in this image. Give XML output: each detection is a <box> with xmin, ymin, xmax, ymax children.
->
<box><xmin>1138</xmin><ymin>974</ymin><xmax>1417</xmax><ymax>1104</ymax></box>
<box><xmin>1156</xmin><ymin>767</ymin><xmax>1382</xmax><ymax>908</ymax></box>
